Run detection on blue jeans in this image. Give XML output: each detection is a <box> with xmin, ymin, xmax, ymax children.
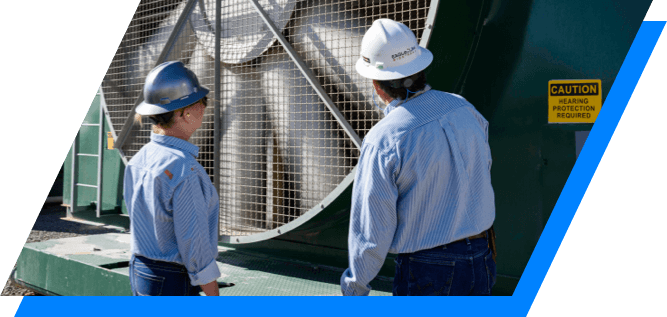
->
<box><xmin>393</xmin><ymin>235</ymin><xmax>496</xmax><ymax>296</ymax></box>
<box><xmin>129</xmin><ymin>255</ymin><xmax>200</xmax><ymax>296</ymax></box>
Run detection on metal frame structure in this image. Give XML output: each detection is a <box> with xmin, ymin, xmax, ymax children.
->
<box><xmin>114</xmin><ymin>0</ymin><xmax>200</xmax><ymax>152</ymax></box>
<box><xmin>100</xmin><ymin>0</ymin><xmax>437</xmax><ymax>242</ymax></box>
<box><xmin>248</xmin><ymin>0</ymin><xmax>362</xmax><ymax>149</ymax></box>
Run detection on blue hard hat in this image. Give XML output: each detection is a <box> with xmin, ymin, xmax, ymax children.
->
<box><xmin>135</xmin><ymin>61</ymin><xmax>210</xmax><ymax>115</ymax></box>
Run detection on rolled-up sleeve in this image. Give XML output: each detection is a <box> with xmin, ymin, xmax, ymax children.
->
<box><xmin>172</xmin><ymin>174</ymin><xmax>221</xmax><ymax>286</ymax></box>
<box><xmin>341</xmin><ymin>144</ymin><xmax>398</xmax><ymax>296</ymax></box>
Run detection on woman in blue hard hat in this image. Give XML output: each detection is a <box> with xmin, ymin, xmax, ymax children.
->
<box><xmin>123</xmin><ymin>61</ymin><xmax>220</xmax><ymax>296</ymax></box>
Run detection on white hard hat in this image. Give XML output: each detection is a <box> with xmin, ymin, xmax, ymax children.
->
<box><xmin>355</xmin><ymin>19</ymin><xmax>433</xmax><ymax>81</ymax></box>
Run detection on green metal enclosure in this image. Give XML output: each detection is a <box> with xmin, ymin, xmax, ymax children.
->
<box><xmin>62</xmin><ymin>91</ymin><xmax>128</xmax><ymax>225</ymax></box>
<box><xmin>13</xmin><ymin>0</ymin><xmax>652</xmax><ymax>296</ymax></box>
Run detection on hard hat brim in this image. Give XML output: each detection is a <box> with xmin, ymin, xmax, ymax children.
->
<box><xmin>135</xmin><ymin>86</ymin><xmax>210</xmax><ymax>115</ymax></box>
<box><xmin>355</xmin><ymin>46</ymin><xmax>433</xmax><ymax>81</ymax></box>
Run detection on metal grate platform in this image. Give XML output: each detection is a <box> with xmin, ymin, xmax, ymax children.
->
<box><xmin>13</xmin><ymin>233</ymin><xmax>392</xmax><ymax>296</ymax></box>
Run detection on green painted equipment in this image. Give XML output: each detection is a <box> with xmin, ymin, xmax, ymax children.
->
<box><xmin>12</xmin><ymin>0</ymin><xmax>652</xmax><ymax>296</ymax></box>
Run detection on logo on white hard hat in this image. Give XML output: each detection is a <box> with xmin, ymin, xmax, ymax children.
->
<box><xmin>391</xmin><ymin>46</ymin><xmax>416</xmax><ymax>62</ymax></box>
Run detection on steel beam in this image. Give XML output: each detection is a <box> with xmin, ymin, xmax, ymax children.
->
<box><xmin>114</xmin><ymin>0</ymin><xmax>200</xmax><ymax>150</ymax></box>
<box><xmin>214</xmin><ymin>0</ymin><xmax>222</xmax><ymax>241</ymax></box>
<box><xmin>96</xmin><ymin>91</ymin><xmax>104</xmax><ymax>217</ymax></box>
<box><xmin>248</xmin><ymin>0</ymin><xmax>362</xmax><ymax>149</ymax></box>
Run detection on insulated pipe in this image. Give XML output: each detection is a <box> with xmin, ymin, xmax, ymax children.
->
<box><xmin>291</xmin><ymin>1</ymin><xmax>377</xmax><ymax>117</ymax></box>
<box><xmin>259</xmin><ymin>53</ymin><xmax>349</xmax><ymax>218</ymax></box>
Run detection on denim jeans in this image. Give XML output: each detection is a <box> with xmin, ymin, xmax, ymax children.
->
<box><xmin>129</xmin><ymin>255</ymin><xmax>200</xmax><ymax>296</ymax></box>
<box><xmin>393</xmin><ymin>235</ymin><xmax>496</xmax><ymax>296</ymax></box>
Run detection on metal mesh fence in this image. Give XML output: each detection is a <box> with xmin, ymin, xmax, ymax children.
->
<box><xmin>102</xmin><ymin>0</ymin><xmax>432</xmax><ymax>238</ymax></box>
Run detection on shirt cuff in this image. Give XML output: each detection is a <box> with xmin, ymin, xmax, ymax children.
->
<box><xmin>341</xmin><ymin>284</ymin><xmax>371</xmax><ymax>296</ymax></box>
<box><xmin>188</xmin><ymin>259</ymin><xmax>221</xmax><ymax>286</ymax></box>
<box><xmin>340</xmin><ymin>269</ymin><xmax>371</xmax><ymax>296</ymax></box>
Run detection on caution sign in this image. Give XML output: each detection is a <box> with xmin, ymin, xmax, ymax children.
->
<box><xmin>107</xmin><ymin>132</ymin><xmax>115</xmax><ymax>150</ymax></box>
<box><xmin>548</xmin><ymin>79</ymin><xmax>601</xmax><ymax>123</ymax></box>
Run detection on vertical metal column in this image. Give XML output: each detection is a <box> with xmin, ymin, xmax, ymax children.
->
<box><xmin>214</xmin><ymin>0</ymin><xmax>222</xmax><ymax>239</ymax></box>
<box><xmin>214</xmin><ymin>0</ymin><xmax>221</xmax><ymax>195</ymax></box>
<box><xmin>96</xmin><ymin>91</ymin><xmax>105</xmax><ymax>217</ymax></box>
<box><xmin>68</xmin><ymin>136</ymin><xmax>78</xmax><ymax>218</ymax></box>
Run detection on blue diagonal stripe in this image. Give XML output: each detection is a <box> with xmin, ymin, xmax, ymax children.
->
<box><xmin>513</xmin><ymin>20</ymin><xmax>665</xmax><ymax>314</ymax></box>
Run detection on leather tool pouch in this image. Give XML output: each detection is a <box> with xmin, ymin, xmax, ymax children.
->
<box><xmin>488</xmin><ymin>226</ymin><xmax>497</xmax><ymax>262</ymax></box>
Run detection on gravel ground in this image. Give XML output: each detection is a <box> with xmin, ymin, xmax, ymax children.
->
<box><xmin>2</xmin><ymin>204</ymin><xmax>122</xmax><ymax>296</ymax></box>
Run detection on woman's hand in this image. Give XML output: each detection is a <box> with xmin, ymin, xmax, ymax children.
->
<box><xmin>200</xmin><ymin>280</ymin><xmax>219</xmax><ymax>296</ymax></box>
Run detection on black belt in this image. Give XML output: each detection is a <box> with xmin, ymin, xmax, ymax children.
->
<box><xmin>450</xmin><ymin>231</ymin><xmax>488</xmax><ymax>244</ymax></box>
<box><xmin>398</xmin><ymin>231</ymin><xmax>490</xmax><ymax>256</ymax></box>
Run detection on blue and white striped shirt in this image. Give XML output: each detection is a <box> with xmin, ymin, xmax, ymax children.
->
<box><xmin>341</xmin><ymin>90</ymin><xmax>495</xmax><ymax>296</ymax></box>
<box><xmin>124</xmin><ymin>133</ymin><xmax>221</xmax><ymax>286</ymax></box>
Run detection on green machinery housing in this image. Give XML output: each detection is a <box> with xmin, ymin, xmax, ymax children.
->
<box><xmin>12</xmin><ymin>0</ymin><xmax>652</xmax><ymax>296</ymax></box>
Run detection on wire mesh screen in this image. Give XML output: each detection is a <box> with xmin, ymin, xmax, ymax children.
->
<box><xmin>102</xmin><ymin>0</ymin><xmax>432</xmax><ymax>239</ymax></box>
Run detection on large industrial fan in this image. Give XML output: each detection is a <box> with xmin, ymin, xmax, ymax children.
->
<box><xmin>102</xmin><ymin>0</ymin><xmax>441</xmax><ymax>243</ymax></box>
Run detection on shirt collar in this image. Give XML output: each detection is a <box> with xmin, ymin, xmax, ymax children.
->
<box><xmin>150</xmin><ymin>132</ymin><xmax>200</xmax><ymax>158</ymax></box>
<box><xmin>383</xmin><ymin>85</ymin><xmax>433</xmax><ymax>116</ymax></box>
<box><xmin>383</xmin><ymin>98</ymin><xmax>403</xmax><ymax>116</ymax></box>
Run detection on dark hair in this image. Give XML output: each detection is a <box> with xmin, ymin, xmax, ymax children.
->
<box><xmin>376</xmin><ymin>71</ymin><xmax>427</xmax><ymax>101</ymax></box>
<box><xmin>148</xmin><ymin>111</ymin><xmax>176</xmax><ymax>127</ymax></box>
<box><xmin>148</xmin><ymin>96</ymin><xmax>207</xmax><ymax>128</ymax></box>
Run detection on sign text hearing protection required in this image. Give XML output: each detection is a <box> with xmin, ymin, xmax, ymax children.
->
<box><xmin>548</xmin><ymin>79</ymin><xmax>601</xmax><ymax>123</ymax></box>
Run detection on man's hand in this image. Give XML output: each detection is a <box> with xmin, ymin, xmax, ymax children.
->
<box><xmin>200</xmin><ymin>280</ymin><xmax>219</xmax><ymax>296</ymax></box>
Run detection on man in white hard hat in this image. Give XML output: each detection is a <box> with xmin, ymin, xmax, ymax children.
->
<box><xmin>340</xmin><ymin>19</ymin><xmax>496</xmax><ymax>296</ymax></box>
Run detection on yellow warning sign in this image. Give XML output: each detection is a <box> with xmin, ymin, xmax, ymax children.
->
<box><xmin>548</xmin><ymin>79</ymin><xmax>601</xmax><ymax>123</ymax></box>
<box><xmin>107</xmin><ymin>132</ymin><xmax>114</xmax><ymax>150</ymax></box>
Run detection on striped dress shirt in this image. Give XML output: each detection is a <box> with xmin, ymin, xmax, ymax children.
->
<box><xmin>341</xmin><ymin>90</ymin><xmax>496</xmax><ymax>296</ymax></box>
<box><xmin>124</xmin><ymin>133</ymin><xmax>221</xmax><ymax>286</ymax></box>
